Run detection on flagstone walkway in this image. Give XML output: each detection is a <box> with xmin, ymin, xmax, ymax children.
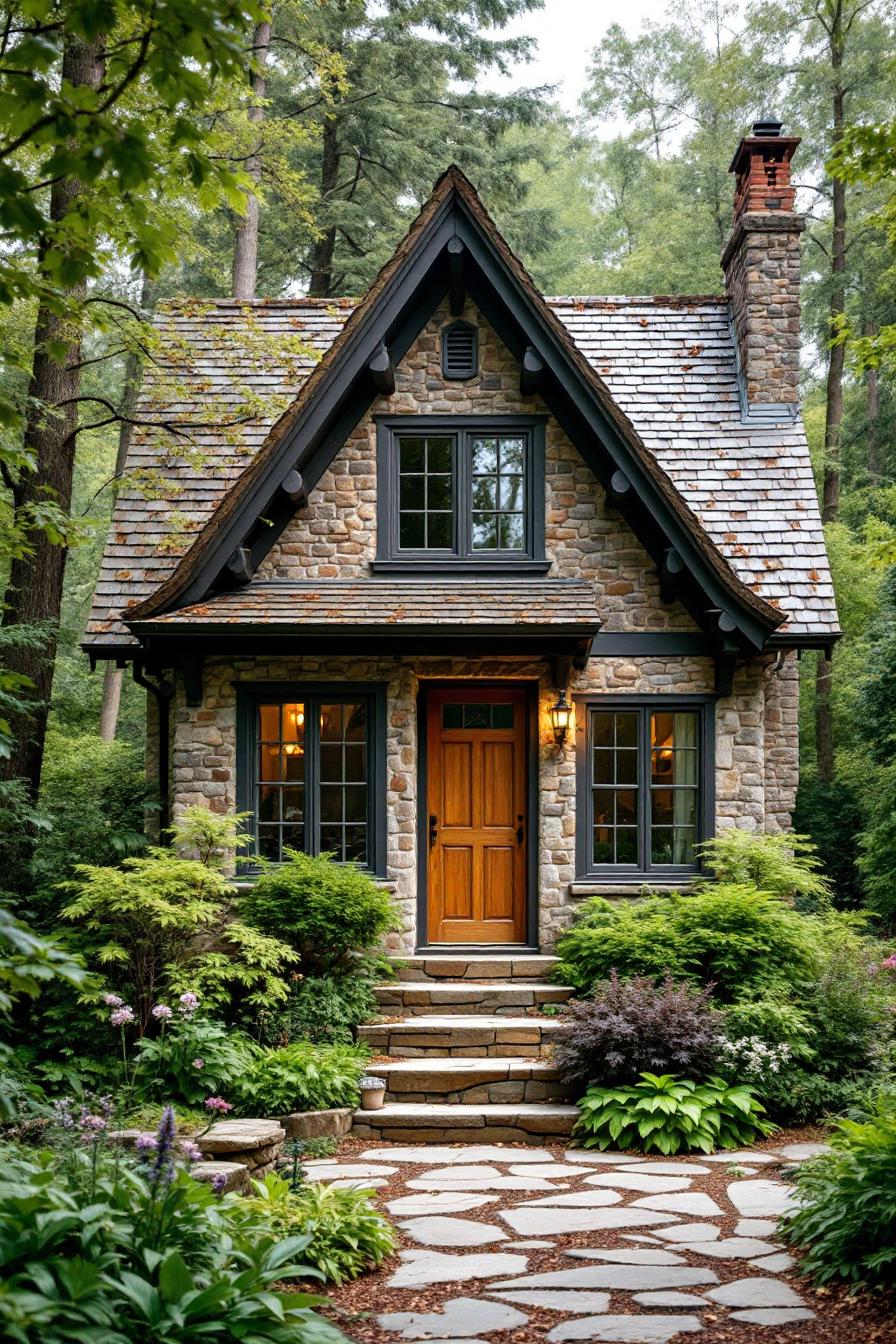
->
<box><xmin>307</xmin><ymin>1140</ymin><xmax>875</xmax><ymax>1344</ymax></box>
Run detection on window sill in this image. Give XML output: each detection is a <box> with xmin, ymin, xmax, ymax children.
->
<box><xmin>569</xmin><ymin>878</ymin><xmax>697</xmax><ymax>899</ymax></box>
<box><xmin>371</xmin><ymin>559</ymin><xmax>551</xmax><ymax>576</ymax></box>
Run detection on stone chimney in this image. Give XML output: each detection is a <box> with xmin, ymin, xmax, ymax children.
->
<box><xmin>721</xmin><ymin>119</ymin><xmax>804</xmax><ymax>419</ymax></box>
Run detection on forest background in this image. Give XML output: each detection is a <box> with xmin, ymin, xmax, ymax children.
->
<box><xmin>1</xmin><ymin>0</ymin><xmax>895</xmax><ymax>924</ymax></box>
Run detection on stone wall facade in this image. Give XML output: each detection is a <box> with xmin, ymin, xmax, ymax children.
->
<box><xmin>721</xmin><ymin>212</ymin><xmax>805</xmax><ymax>409</ymax></box>
<box><xmin>155</xmin><ymin>296</ymin><xmax>801</xmax><ymax>952</ymax></box>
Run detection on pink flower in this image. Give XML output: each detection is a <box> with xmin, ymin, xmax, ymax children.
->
<box><xmin>151</xmin><ymin>1004</ymin><xmax>173</xmax><ymax>1020</ymax></box>
<box><xmin>192</xmin><ymin>1058</ymin><xmax>205</xmax><ymax>1070</ymax></box>
<box><xmin>178</xmin><ymin>992</ymin><xmax>199</xmax><ymax>1016</ymax></box>
<box><xmin>103</xmin><ymin>993</ymin><xmax>123</xmax><ymax>1008</ymax></box>
<box><xmin>182</xmin><ymin>1141</ymin><xmax>203</xmax><ymax>1162</ymax></box>
<box><xmin>882</xmin><ymin>953</ymin><xmax>896</xmax><ymax>971</ymax></box>
<box><xmin>204</xmin><ymin>1096</ymin><xmax>233</xmax><ymax>1113</ymax></box>
<box><xmin>135</xmin><ymin>1133</ymin><xmax>157</xmax><ymax>1155</ymax></box>
<box><xmin>110</xmin><ymin>1006</ymin><xmax>135</xmax><ymax>1027</ymax></box>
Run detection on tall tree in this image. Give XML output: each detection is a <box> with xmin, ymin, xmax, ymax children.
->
<box><xmin>232</xmin><ymin>18</ymin><xmax>273</xmax><ymax>299</ymax></box>
<box><xmin>0</xmin><ymin>0</ymin><xmax>264</xmax><ymax>796</ymax></box>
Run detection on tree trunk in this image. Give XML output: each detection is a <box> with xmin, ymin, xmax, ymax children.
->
<box><xmin>307</xmin><ymin>115</ymin><xmax>339</xmax><ymax>297</ymax></box>
<box><xmin>0</xmin><ymin>35</ymin><xmax>106</xmax><ymax>796</ymax></box>
<box><xmin>98</xmin><ymin>273</ymin><xmax>156</xmax><ymax>742</ymax></box>
<box><xmin>815</xmin><ymin>2</ymin><xmax>845</xmax><ymax>784</ymax></box>
<box><xmin>865</xmin><ymin>319</ymin><xmax>880</xmax><ymax>482</ymax></box>
<box><xmin>232</xmin><ymin>20</ymin><xmax>272</xmax><ymax>301</ymax></box>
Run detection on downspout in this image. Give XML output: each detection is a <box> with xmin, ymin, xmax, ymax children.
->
<box><xmin>132</xmin><ymin>663</ymin><xmax>174</xmax><ymax>836</ymax></box>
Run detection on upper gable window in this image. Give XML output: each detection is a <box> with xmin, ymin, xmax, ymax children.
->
<box><xmin>374</xmin><ymin>415</ymin><xmax>547</xmax><ymax>573</ymax></box>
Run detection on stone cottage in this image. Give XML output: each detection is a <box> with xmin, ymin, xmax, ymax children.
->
<box><xmin>86</xmin><ymin>122</ymin><xmax>839</xmax><ymax>960</ymax></box>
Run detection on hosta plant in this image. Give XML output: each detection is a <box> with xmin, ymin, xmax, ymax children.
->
<box><xmin>233</xmin><ymin>1041</ymin><xmax>369</xmax><ymax>1115</ymax></box>
<box><xmin>574</xmin><ymin>1072</ymin><xmax>777</xmax><ymax>1155</ymax></box>
<box><xmin>248</xmin><ymin>1173</ymin><xmax>397</xmax><ymax>1283</ymax></box>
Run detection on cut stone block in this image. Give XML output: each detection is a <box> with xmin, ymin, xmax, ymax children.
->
<box><xmin>387</xmin><ymin>1192</ymin><xmax>498</xmax><ymax>1216</ymax></box>
<box><xmin>491</xmin><ymin>1265</ymin><xmax>718</xmax><ymax>1292</ymax></box>
<box><xmin>677</xmin><ymin>1237</ymin><xmax>779</xmax><ymax>1259</ymax></box>
<box><xmin>547</xmin><ymin>1314</ymin><xmax>705</xmax><ymax>1341</ymax></box>
<box><xmin>634</xmin><ymin>1292</ymin><xmax>710</xmax><ymax>1308</ymax></box>
<box><xmin>707</xmin><ymin>1278</ymin><xmax>806</xmax><ymax>1308</ymax></box>
<box><xmin>377</xmin><ymin>1295</ymin><xmax>527</xmax><ymax>1338</ymax></box>
<box><xmin>519</xmin><ymin>1191</ymin><xmax>623</xmax><ymax>1208</ymax></box>
<box><xmin>749</xmin><ymin>1253</ymin><xmax>796</xmax><ymax>1272</ymax></box>
<box><xmin>302</xmin><ymin>1161</ymin><xmax>397</xmax><ymax>1181</ymax></box>
<box><xmin>730</xmin><ymin>1308</ymin><xmax>816</xmax><ymax>1325</ymax></box>
<box><xmin>386</xmin><ymin>1249</ymin><xmax>528</xmax><ymax>1290</ymax></box>
<box><xmin>277</xmin><ymin>1107</ymin><xmax>353</xmax><ymax>1140</ymax></box>
<box><xmin>190</xmin><ymin>1160</ymin><xmax>248</xmax><ymax>1193</ymax></box>
<box><xmin>654</xmin><ymin>1224</ymin><xmax>721</xmax><ymax>1243</ymax></box>
<box><xmin>726</xmin><ymin>1179</ymin><xmax>795</xmax><ymax>1218</ymax></box>
<box><xmin>499</xmin><ymin>1207</ymin><xmax>678</xmax><ymax>1236</ymax></box>
<box><xmin>631</xmin><ymin>1193</ymin><xmax>723</xmax><ymax>1217</ymax></box>
<box><xmin>488</xmin><ymin>1290</ymin><xmax>612</xmax><ymax>1313</ymax></box>
<box><xmin>200</xmin><ymin>1118</ymin><xmax>285</xmax><ymax>1154</ymax></box>
<box><xmin>585</xmin><ymin>1173</ymin><xmax>693</xmax><ymax>1194</ymax></box>
<box><xmin>776</xmin><ymin>1142</ymin><xmax>831</xmax><ymax>1160</ymax></box>
<box><xmin>398</xmin><ymin>1215</ymin><xmax>507</xmax><ymax>1247</ymax></box>
<box><xmin>734</xmin><ymin>1218</ymin><xmax>778</xmax><ymax>1237</ymax></box>
<box><xmin>565</xmin><ymin>1249</ymin><xmax>685</xmax><ymax>1265</ymax></box>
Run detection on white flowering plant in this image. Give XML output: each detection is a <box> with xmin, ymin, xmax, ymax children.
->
<box><xmin>716</xmin><ymin>1034</ymin><xmax>792</xmax><ymax>1088</ymax></box>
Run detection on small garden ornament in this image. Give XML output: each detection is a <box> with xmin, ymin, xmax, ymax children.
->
<box><xmin>359</xmin><ymin>1075</ymin><xmax>387</xmax><ymax>1110</ymax></box>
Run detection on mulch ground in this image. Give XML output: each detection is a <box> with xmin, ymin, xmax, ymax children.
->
<box><xmin>301</xmin><ymin>1129</ymin><xmax>896</xmax><ymax>1344</ymax></box>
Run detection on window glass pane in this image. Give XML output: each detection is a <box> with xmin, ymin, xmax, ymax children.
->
<box><xmin>500</xmin><ymin>513</ymin><xmax>525</xmax><ymax>549</ymax></box>
<box><xmin>442</xmin><ymin>703</ymin><xmax>463</xmax><ymax>729</ymax></box>
<box><xmin>615</xmin><ymin>712</ymin><xmax>638</xmax><ymax>748</ymax></box>
<box><xmin>344</xmin><ymin>743</ymin><xmax>366</xmax><ymax>780</ymax></box>
<box><xmin>463</xmin><ymin>703</ymin><xmax>490</xmax><ymax>728</ymax></box>
<box><xmin>492</xmin><ymin>703</ymin><xmax>514</xmax><ymax>728</ymax></box>
<box><xmin>616</xmin><ymin>749</ymin><xmax>638</xmax><ymax>785</ymax></box>
<box><xmin>616</xmin><ymin>828</ymin><xmax>638</xmax><ymax>864</ymax></box>
<box><xmin>472</xmin><ymin>476</ymin><xmax>497</xmax><ymax>509</ymax></box>
<box><xmin>319</xmin><ymin>785</ymin><xmax>343</xmax><ymax>822</ymax></box>
<box><xmin>258</xmin><ymin>704</ymin><xmax>279</xmax><ymax>740</ymax></box>
<box><xmin>593</xmin><ymin>713</ymin><xmax>614</xmax><ymax>747</ymax></box>
<box><xmin>344</xmin><ymin>826</ymin><xmax>368</xmax><ymax>863</ymax></box>
<box><xmin>399</xmin><ymin>474</ymin><xmax>425</xmax><ymax>510</ymax></box>
<box><xmin>499</xmin><ymin>475</ymin><xmax>523</xmax><ymax>510</ymax></box>
<box><xmin>398</xmin><ymin>435</ymin><xmax>454</xmax><ymax>550</ymax></box>
<box><xmin>281</xmin><ymin>824</ymin><xmax>304</xmax><ymax>854</ymax></box>
<box><xmin>258</xmin><ymin>742</ymin><xmax>281</xmax><ymax>782</ymax></box>
<box><xmin>593</xmin><ymin>750</ymin><xmax>613</xmax><ymax>785</ymax></box>
<box><xmin>282</xmin><ymin>787</ymin><xmax>303</xmax><ymax>822</ymax></box>
<box><xmin>500</xmin><ymin>438</ymin><xmax>524</xmax><ymax>471</ymax></box>
<box><xmin>257</xmin><ymin>826</ymin><xmax>280</xmax><ymax>860</ymax></box>
<box><xmin>399</xmin><ymin>437</ymin><xmax>425</xmax><ymax>472</ymax></box>
<box><xmin>254</xmin><ymin>702</ymin><xmax>305</xmax><ymax>861</ymax></box>
<box><xmin>344</xmin><ymin>784</ymin><xmax>367</xmax><ymax>823</ymax></box>
<box><xmin>258</xmin><ymin>785</ymin><xmax>279</xmax><ymax>821</ymax></box>
<box><xmin>427</xmin><ymin>511</ymin><xmax>452</xmax><ymax>548</ymax></box>
<box><xmin>319</xmin><ymin>703</ymin><xmax>342</xmax><ymax>740</ymax></box>
<box><xmin>399</xmin><ymin>512</ymin><xmax>425</xmax><ymax>549</ymax></box>
<box><xmin>616</xmin><ymin>790</ymin><xmax>637</xmax><ymax>825</ymax></box>
<box><xmin>472</xmin><ymin>437</ymin><xmax>497</xmax><ymax>473</ymax></box>
<box><xmin>472</xmin><ymin>513</ymin><xmax>497</xmax><ymax>549</ymax></box>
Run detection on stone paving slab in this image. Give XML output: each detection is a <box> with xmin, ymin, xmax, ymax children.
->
<box><xmin>377</xmin><ymin>1296</ymin><xmax>528</xmax><ymax>1337</ymax></box>
<box><xmin>362</xmin><ymin>1144</ymin><xmax>556</xmax><ymax>1164</ymax></box>
<box><xmin>387</xmin><ymin>1191</ymin><xmax>499</xmax><ymax>1215</ymax></box>
<box><xmin>585</xmin><ymin>1172</ymin><xmax>693</xmax><ymax>1193</ymax></box>
<box><xmin>487</xmin><ymin>1289</ymin><xmax>612</xmax><ymax>1313</ymax></box>
<box><xmin>547</xmin><ymin>1315</ymin><xmax>706</xmax><ymax>1341</ymax></box>
<box><xmin>387</xmin><ymin>1249</ymin><xmax>529</xmax><ymax>1289</ymax></box>
<box><xmin>725</xmin><ymin>1179</ymin><xmax>796</xmax><ymax>1218</ymax></box>
<box><xmin>398</xmin><ymin>1215</ymin><xmax>508</xmax><ymax>1247</ymax></box>
<box><xmin>500</xmin><ymin>1207</ymin><xmax>679</xmax><ymax>1236</ymax></box>
<box><xmin>492</xmin><ymin>1265</ymin><xmax>719</xmax><ymax>1291</ymax></box>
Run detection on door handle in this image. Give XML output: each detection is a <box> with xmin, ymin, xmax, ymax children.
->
<box><xmin>429</xmin><ymin>814</ymin><xmax>438</xmax><ymax>848</ymax></box>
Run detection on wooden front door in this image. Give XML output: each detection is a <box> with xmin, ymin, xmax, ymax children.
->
<box><xmin>426</xmin><ymin>686</ymin><xmax>528</xmax><ymax>944</ymax></box>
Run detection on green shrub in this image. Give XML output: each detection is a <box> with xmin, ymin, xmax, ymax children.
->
<box><xmin>794</xmin><ymin>777</ymin><xmax>864</xmax><ymax>910</ymax></box>
<box><xmin>248</xmin><ymin>1173</ymin><xmax>397</xmax><ymax>1283</ymax></box>
<box><xmin>233</xmin><ymin>1042</ymin><xmax>369</xmax><ymax>1115</ymax></box>
<box><xmin>60</xmin><ymin>808</ymin><xmax>295</xmax><ymax>1028</ymax></box>
<box><xmin>0</xmin><ymin>1136</ymin><xmax>348</xmax><ymax>1343</ymax></box>
<box><xmin>31</xmin><ymin>732</ymin><xmax>152</xmax><ymax>898</ymax></box>
<box><xmin>555</xmin><ymin>884</ymin><xmax>821</xmax><ymax>1001</ymax></box>
<box><xmin>699</xmin><ymin>828</ymin><xmax>832</xmax><ymax>911</ymax></box>
<box><xmin>577</xmin><ymin>1069</ymin><xmax>773</xmax><ymax>1155</ymax></box>
<box><xmin>574</xmin><ymin>1072</ymin><xmax>776</xmax><ymax>1155</ymax></box>
<box><xmin>859</xmin><ymin>764</ymin><xmax>896</xmax><ymax>930</ymax></box>
<box><xmin>240</xmin><ymin>850</ymin><xmax>398</xmax><ymax>976</ymax></box>
<box><xmin>134</xmin><ymin>1009</ymin><xmax>260</xmax><ymax>1105</ymax></box>
<box><xmin>269</xmin><ymin>970</ymin><xmax>380</xmax><ymax>1045</ymax></box>
<box><xmin>782</xmin><ymin>1097</ymin><xmax>896</xmax><ymax>1285</ymax></box>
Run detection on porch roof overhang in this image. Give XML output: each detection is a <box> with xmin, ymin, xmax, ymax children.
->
<box><xmin>123</xmin><ymin>579</ymin><xmax>602</xmax><ymax>688</ymax></box>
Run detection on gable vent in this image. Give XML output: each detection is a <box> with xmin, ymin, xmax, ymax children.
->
<box><xmin>441</xmin><ymin>320</ymin><xmax>478</xmax><ymax>380</ymax></box>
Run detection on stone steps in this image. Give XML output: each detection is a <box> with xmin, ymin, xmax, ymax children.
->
<box><xmin>375</xmin><ymin>980</ymin><xmax>574</xmax><ymax>1016</ymax></box>
<box><xmin>374</xmin><ymin>1056</ymin><xmax>571</xmax><ymax>1104</ymax></box>
<box><xmin>351</xmin><ymin>1101</ymin><xmax>579</xmax><ymax>1144</ymax></box>
<box><xmin>358</xmin><ymin>1013</ymin><xmax>564</xmax><ymax>1058</ymax></box>
<box><xmin>389</xmin><ymin>954</ymin><xmax>560</xmax><ymax>983</ymax></box>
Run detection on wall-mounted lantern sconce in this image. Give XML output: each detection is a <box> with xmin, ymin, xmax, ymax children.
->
<box><xmin>550</xmin><ymin>690</ymin><xmax>572</xmax><ymax>746</ymax></box>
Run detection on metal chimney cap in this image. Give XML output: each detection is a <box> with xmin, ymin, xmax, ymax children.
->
<box><xmin>751</xmin><ymin>118</ymin><xmax>784</xmax><ymax>137</ymax></box>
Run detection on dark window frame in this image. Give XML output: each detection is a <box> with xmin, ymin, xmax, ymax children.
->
<box><xmin>575</xmin><ymin>694</ymin><xmax>715</xmax><ymax>882</ymax></box>
<box><xmin>236</xmin><ymin>681</ymin><xmax>387</xmax><ymax>876</ymax></box>
<box><xmin>374</xmin><ymin>414</ymin><xmax>548</xmax><ymax>574</ymax></box>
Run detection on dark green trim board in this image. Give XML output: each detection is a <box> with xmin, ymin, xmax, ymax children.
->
<box><xmin>235</xmin><ymin>681</ymin><xmax>388</xmax><ymax>877</ymax></box>
<box><xmin>574</xmin><ymin>693</ymin><xmax>716</xmax><ymax>883</ymax></box>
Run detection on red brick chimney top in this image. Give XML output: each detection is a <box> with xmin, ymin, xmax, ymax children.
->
<box><xmin>729</xmin><ymin>119</ymin><xmax>800</xmax><ymax>219</ymax></box>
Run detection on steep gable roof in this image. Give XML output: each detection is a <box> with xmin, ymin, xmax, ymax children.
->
<box><xmin>86</xmin><ymin>167</ymin><xmax>839</xmax><ymax>658</ymax></box>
